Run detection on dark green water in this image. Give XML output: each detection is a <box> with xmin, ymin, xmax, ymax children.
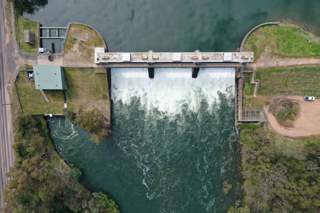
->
<box><xmin>27</xmin><ymin>0</ymin><xmax>320</xmax><ymax>51</ymax></box>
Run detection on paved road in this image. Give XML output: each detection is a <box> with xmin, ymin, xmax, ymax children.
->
<box><xmin>0</xmin><ymin>0</ymin><xmax>14</xmax><ymax>208</ymax></box>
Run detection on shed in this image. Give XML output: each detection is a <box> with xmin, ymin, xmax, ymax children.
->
<box><xmin>34</xmin><ymin>65</ymin><xmax>67</xmax><ymax>90</ymax></box>
<box><xmin>24</xmin><ymin>30</ymin><xmax>35</xmax><ymax>45</ymax></box>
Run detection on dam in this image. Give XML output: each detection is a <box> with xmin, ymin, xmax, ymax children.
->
<box><xmin>93</xmin><ymin>48</ymin><xmax>259</xmax><ymax>123</ymax></box>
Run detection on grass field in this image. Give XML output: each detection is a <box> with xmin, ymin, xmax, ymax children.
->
<box><xmin>244</xmin><ymin>24</ymin><xmax>320</xmax><ymax>60</ymax></box>
<box><xmin>256</xmin><ymin>66</ymin><xmax>320</xmax><ymax>97</ymax></box>
<box><xmin>64</xmin><ymin>68</ymin><xmax>109</xmax><ymax>116</ymax></box>
<box><xmin>15</xmin><ymin>16</ymin><xmax>39</xmax><ymax>54</ymax></box>
<box><xmin>15</xmin><ymin>71</ymin><xmax>64</xmax><ymax>114</ymax></box>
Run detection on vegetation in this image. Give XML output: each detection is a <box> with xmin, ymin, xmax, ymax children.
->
<box><xmin>64</xmin><ymin>68</ymin><xmax>111</xmax><ymax>143</ymax></box>
<box><xmin>244</xmin><ymin>24</ymin><xmax>320</xmax><ymax>60</ymax></box>
<box><xmin>242</xmin><ymin>72</ymin><xmax>267</xmax><ymax>108</ymax></box>
<box><xmin>69</xmin><ymin>109</ymin><xmax>110</xmax><ymax>144</ymax></box>
<box><xmin>269</xmin><ymin>98</ymin><xmax>300</xmax><ymax>127</ymax></box>
<box><xmin>64</xmin><ymin>68</ymin><xmax>110</xmax><ymax>114</ymax></box>
<box><xmin>243</xmin><ymin>73</ymin><xmax>253</xmax><ymax>97</ymax></box>
<box><xmin>11</xmin><ymin>0</ymin><xmax>48</xmax><ymax>15</ymax></box>
<box><xmin>15</xmin><ymin>71</ymin><xmax>64</xmax><ymax>114</ymax></box>
<box><xmin>6</xmin><ymin>115</ymin><xmax>119</xmax><ymax>212</ymax></box>
<box><xmin>256</xmin><ymin>66</ymin><xmax>320</xmax><ymax>98</ymax></box>
<box><xmin>15</xmin><ymin>66</ymin><xmax>111</xmax><ymax>140</ymax></box>
<box><xmin>239</xmin><ymin>124</ymin><xmax>320</xmax><ymax>212</ymax></box>
<box><xmin>64</xmin><ymin>23</ymin><xmax>106</xmax><ymax>64</ymax></box>
<box><xmin>15</xmin><ymin>15</ymin><xmax>39</xmax><ymax>54</ymax></box>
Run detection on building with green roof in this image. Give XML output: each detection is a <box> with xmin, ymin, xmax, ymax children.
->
<box><xmin>34</xmin><ymin>65</ymin><xmax>67</xmax><ymax>90</ymax></box>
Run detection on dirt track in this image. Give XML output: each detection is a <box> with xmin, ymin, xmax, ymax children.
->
<box><xmin>255</xmin><ymin>48</ymin><xmax>320</xmax><ymax>68</ymax></box>
<box><xmin>266</xmin><ymin>96</ymin><xmax>320</xmax><ymax>137</ymax></box>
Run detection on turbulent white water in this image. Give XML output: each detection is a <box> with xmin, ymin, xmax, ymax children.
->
<box><xmin>111</xmin><ymin>67</ymin><xmax>235</xmax><ymax>114</ymax></box>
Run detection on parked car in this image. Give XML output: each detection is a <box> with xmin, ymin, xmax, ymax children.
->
<box><xmin>304</xmin><ymin>96</ymin><xmax>316</xmax><ymax>101</ymax></box>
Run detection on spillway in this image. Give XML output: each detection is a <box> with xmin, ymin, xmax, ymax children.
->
<box><xmin>111</xmin><ymin>67</ymin><xmax>235</xmax><ymax>113</ymax></box>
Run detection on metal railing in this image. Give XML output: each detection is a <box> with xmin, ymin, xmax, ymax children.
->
<box><xmin>240</xmin><ymin>108</ymin><xmax>265</xmax><ymax>123</ymax></box>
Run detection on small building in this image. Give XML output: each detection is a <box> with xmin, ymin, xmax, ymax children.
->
<box><xmin>34</xmin><ymin>65</ymin><xmax>67</xmax><ymax>90</ymax></box>
<box><xmin>24</xmin><ymin>30</ymin><xmax>35</xmax><ymax>45</ymax></box>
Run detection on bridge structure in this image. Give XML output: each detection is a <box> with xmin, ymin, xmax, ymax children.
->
<box><xmin>94</xmin><ymin>48</ymin><xmax>254</xmax><ymax>67</ymax></box>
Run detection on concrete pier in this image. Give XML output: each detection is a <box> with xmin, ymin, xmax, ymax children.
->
<box><xmin>95</xmin><ymin>49</ymin><xmax>254</xmax><ymax>65</ymax></box>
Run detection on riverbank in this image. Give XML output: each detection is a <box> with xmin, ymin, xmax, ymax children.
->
<box><xmin>237</xmin><ymin>22</ymin><xmax>320</xmax><ymax>211</ymax></box>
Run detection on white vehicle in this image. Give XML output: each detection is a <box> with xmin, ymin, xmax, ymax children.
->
<box><xmin>304</xmin><ymin>96</ymin><xmax>316</xmax><ymax>101</ymax></box>
<box><xmin>38</xmin><ymin>47</ymin><xmax>45</xmax><ymax>54</ymax></box>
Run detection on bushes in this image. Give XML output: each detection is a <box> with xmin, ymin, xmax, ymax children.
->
<box><xmin>269</xmin><ymin>98</ymin><xmax>300</xmax><ymax>127</ymax></box>
<box><xmin>69</xmin><ymin>109</ymin><xmax>110</xmax><ymax>144</ymax></box>
<box><xmin>11</xmin><ymin>0</ymin><xmax>48</xmax><ymax>15</ymax></box>
<box><xmin>240</xmin><ymin>125</ymin><xmax>320</xmax><ymax>212</ymax></box>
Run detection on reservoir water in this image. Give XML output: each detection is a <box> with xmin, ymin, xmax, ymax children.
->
<box><xmin>29</xmin><ymin>0</ymin><xmax>320</xmax><ymax>212</ymax></box>
<box><xmin>27</xmin><ymin>0</ymin><xmax>320</xmax><ymax>51</ymax></box>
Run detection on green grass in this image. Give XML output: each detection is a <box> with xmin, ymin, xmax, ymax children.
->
<box><xmin>64</xmin><ymin>68</ymin><xmax>109</xmax><ymax>113</ymax></box>
<box><xmin>14</xmin><ymin>68</ymin><xmax>110</xmax><ymax>117</ymax></box>
<box><xmin>242</xmin><ymin>72</ymin><xmax>267</xmax><ymax>108</ymax></box>
<box><xmin>15</xmin><ymin>71</ymin><xmax>64</xmax><ymax>114</ymax></box>
<box><xmin>64</xmin><ymin>68</ymin><xmax>110</xmax><ymax>143</ymax></box>
<box><xmin>15</xmin><ymin>16</ymin><xmax>39</xmax><ymax>54</ymax></box>
<box><xmin>243</xmin><ymin>73</ymin><xmax>253</xmax><ymax>96</ymax></box>
<box><xmin>256</xmin><ymin>66</ymin><xmax>320</xmax><ymax>97</ymax></box>
<box><xmin>244</xmin><ymin>24</ymin><xmax>320</xmax><ymax>60</ymax></box>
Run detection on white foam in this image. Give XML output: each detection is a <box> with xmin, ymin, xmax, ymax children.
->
<box><xmin>111</xmin><ymin>67</ymin><xmax>235</xmax><ymax>114</ymax></box>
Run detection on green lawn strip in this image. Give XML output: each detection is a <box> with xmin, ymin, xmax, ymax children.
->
<box><xmin>15</xmin><ymin>71</ymin><xmax>64</xmax><ymax>114</ymax></box>
<box><xmin>64</xmin><ymin>68</ymin><xmax>109</xmax><ymax>113</ymax></box>
<box><xmin>15</xmin><ymin>16</ymin><xmax>39</xmax><ymax>54</ymax></box>
<box><xmin>239</xmin><ymin>124</ymin><xmax>320</xmax><ymax>212</ymax></box>
<box><xmin>244</xmin><ymin>24</ymin><xmax>320</xmax><ymax>59</ymax></box>
<box><xmin>256</xmin><ymin>66</ymin><xmax>320</xmax><ymax>97</ymax></box>
<box><xmin>242</xmin><ymin>72</ymin><xmax>266</xmax><ymax>108</ymax></box>
<box><xmin>243</xmin><ymin>73</ymin><xmax>253</xmax><ymax>97</ymax></box>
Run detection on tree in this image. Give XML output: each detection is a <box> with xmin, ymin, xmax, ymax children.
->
<box><xmin>11</xmin><ymin>0</ymin><xmax>48</xmax><ymax>15</ymax></box>
<box><xmin>70</xmin><ymin>109</ymin><xmax>110</xmax><ymax>144</ymax></box>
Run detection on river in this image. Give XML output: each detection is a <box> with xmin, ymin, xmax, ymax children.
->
<box><xmin>28</xmin><ymin>0</ymin><xmax>320</xmax><ymax>212</ymax></box>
